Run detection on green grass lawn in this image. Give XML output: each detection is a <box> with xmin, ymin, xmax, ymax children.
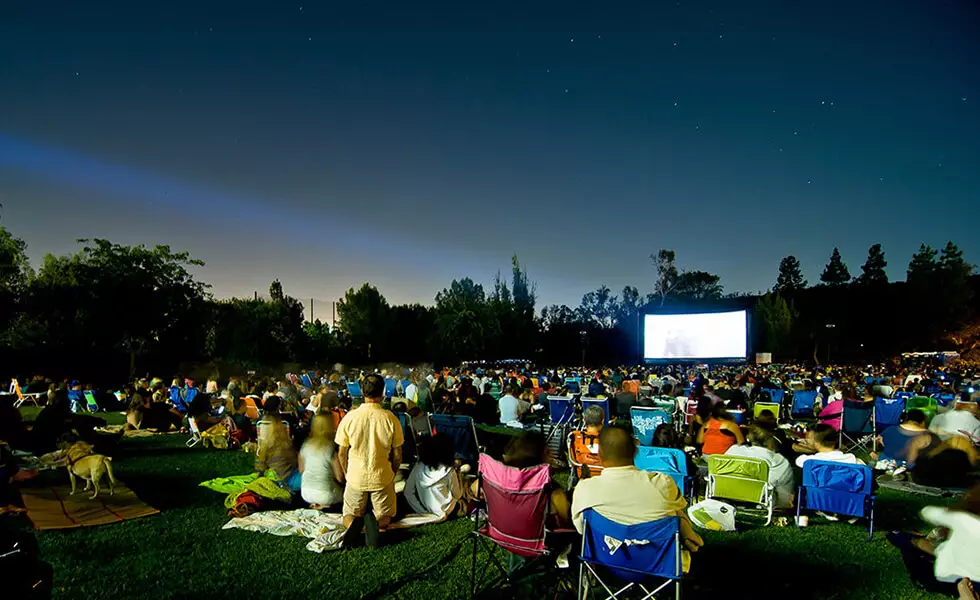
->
<box><xmin>15</xmin><ymin>409</ymin><xmax>956</xmax><ymax>599</ymax></box>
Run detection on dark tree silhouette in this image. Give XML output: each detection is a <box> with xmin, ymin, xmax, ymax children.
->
<box><xmin>858</xmin><ymin>244</ymin><xmax>888</xmax><ymax>285</ymax></box>
<box><xmin>820</xmin><ymin>248</ymin><xmax>851</xmax><ymax>286</ymax></box>
<box><xmin>774</xmin><ymin>255</ymin><xmax>807</xmax><ymax>294</ymax></box>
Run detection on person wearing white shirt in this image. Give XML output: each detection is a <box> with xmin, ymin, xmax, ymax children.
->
<box><xmin>404</xmin><ymin>381</ymin><xmax>418</xmax><ymax>404</ymax></box>
<box><xmin>794</xmin><ymin>424</ymin><xmax>865</xmax><ymax>468</ymax></box>
<box><xmin>930</xmin><ymin>402</ymin><xmax>980</xmax><ymax>442</ymax></box>
<box><xmin>726</xmin><ymin>427</ymin><xmax>795</xmax><ymax>508</ymax></box>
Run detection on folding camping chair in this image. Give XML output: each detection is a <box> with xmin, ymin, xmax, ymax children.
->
<box><xmin>470</xmin><ymin>454</ymin><xmax>571</xmax><ymax>598</ymax></box>
<box><xmin>83</xmin><ymin>391</ymin><xmax>99</xmax><ymax>412</ymax></box>
<box><xmin>384</xmin><ymin>379</ymin><xmax>398</xmax><ymax>399</ymax></box>
<box><xmin>706</xmin><ymin>455</ymin><xmax>775</xmax><ymax>526</ymax></box>
<box><xmin>753</xmin><ymin>402</ymin><xmax>781</xmax><ymax>422</ymax></box>
<box><xmin>346</xmin><ymin>382</ymin><xmax>363</xmax><ymax>400</ymax></box>
<box><xmin>796</xmin><ymin>460</ymin><xmax>875</xmax><ymax>540</ymax></box>
<box><xmin>300</xmin><ymin>374</ymin><xmax>313</xmax><ymax>389</ymax></box>
<box><xmin>839</xmin><ymin>400</ymin><xmax>876</xmax><ymax>454</ymax></box>
<box><xmin>933</xmin><ymin>393</ymin><xmax>957</xmax><ymax>408</ymax></box>
<box><xmin>791</xmin><ymin>390</ymin><xmax>818</xmax><ymax>418</ymax></box>
<box><xmin>635</xmin><ymin>446</ymin><xmax>693</xmax><ymax>501</ymax></box>
<box><xmin>430</xmin><ymin>414</ymin><xmax>480</xmax><ymax>466</ymax></box>
<box><xmin>578</xmin><ymin>510</ymin><xmax>683</xmax><ymax>600</ymax></box>
<box><xmin>397</xmin><ymin>412</ymin><xmax>420</xmax><ymax>463</ymax></box>
<box><xmin>68</xmin><ymin>390</ymin><xmax>85</xmax><ymax>413</ymax></box>
<box><xmin>907</xmin><ymin>396</ymin><xmax>939</xmax><ymax>423</ymax></box>
<box><xmin>581</xmin><ymin>397</ymin><xmax>611</xmax><ymax>425</ymax></box>
<box><xmin>894</xmin><ymin>391</ymin><xmax>914</xmax><ymax>401</ymax></box>
<box><xmin>186</xmin><ymin>417</ymin><xmax>203</xmax><ymax>448</ymax></box>
<box><xmin>547</xmin><ymin>396</ymin><xmax>576</xmax><ymax>444</ymax></box>
<box><xmin>568</xmin><ymin>430</ymin><xmax>603</xmax><ymax>481</ymax></box>
<box><xmin>760</xmin><ymin>388</ymin><xmax>785</xmax><ymax>407</ymax></box>
<box><xmin>11</xmin><ymin>381</ymin><xmax>44</xmax><ymax>409</ymax></box>
<box><xmin>874</xmin><ymin>397</ymin><xmax>906</xmax><ymax>433</ymax></box>
<box><xmin>169</xmin><ymin>386</ymin><xmax>188</xmax><ymax>413</ymax></box>
<box><xmin>630</xmin><ymin>407</ymin><xmax>671</xmax><ymax>446</ymax></box>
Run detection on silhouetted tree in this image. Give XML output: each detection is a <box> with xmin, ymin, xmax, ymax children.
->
<box><xmin>820</xmin><ymin>248</ymin><xmax>851</xmax><ymax>286</ymax></box>
<box><xmin>651</xmin><ymin>249</ymin><xmax>679</xmax><ymax>307</ymax></box>
<box><xmin>673</xmin><ymin>271</ymin><xmax>723</xmax><ymax>300</ymax></box>
<box><xmin>858</xmin><ymin>244</ymin><xmax>888</xmax><ymax>285</ymax></box>
<box><xmin>774</xmin><ymin>255</ymin><xmax>807</xmax><ymax>294</ymax></box>
<box><xmin>755</xmin><ymin>293</ymin><xmax>794</xmax><ymax>358</ymax></box>
<box><xmin>907</xmin><ymin>244</ymin><xmax>939</xmax><ymax>286</ymax></box>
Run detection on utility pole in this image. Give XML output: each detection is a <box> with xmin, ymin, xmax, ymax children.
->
<box><xmin>310</xmin><ymin>298</ymin><xmax>314</xmax><ymax>322</ymax></box>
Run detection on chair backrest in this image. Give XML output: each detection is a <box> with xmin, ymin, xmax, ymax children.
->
<box><xmin>800</xmin><ymin>460</ymin><xmax>873</xmax><ymax>518</ymax></box>
<box><xmin>478</xmin><ymin>454</ymin><xmax>550</xmax><ymax>558</ymax></box>
<box><xmin>300</xmin><ymin>374</ymin><xmax>313</xmax><ymax>389</ymax></box>
<box><xmin>894</xmin><ymin>391</ymin><xmax>914</xmax><ymax>400</ymax></box>
<box><xmin>841</xmin><ymin>400</ymin><xmax>875</xmax><ymax>435</ymax></box>
<box><xmin>568</xmin><ymin>431</ymin><xmax>602</xmax><ymax>477</ymax></box>
<box><xmin>630</xmin><ymin>407</ymin><xmax>672</xmax><ymax>446</ymax></box>
<box><xmin>933</xmin><ymin>393</ymin><xmax>957</xmax><ymax>408</ymax></box>
<box><xmin>548</xmin><ymin>396</ymin><xmax>575</xmax><ymax>424</ymax></box>
<box><xmin>243</xmin><ymin>397</ymin><xmax>261</xmax><ymax>420</ymax></box>
<box><xmin>634</xmin><ymin>446</ymin><xmax>688</xmax><ymax>494</ymax></box>
<box><xmin>397</xmin><ymin>412</ymin><xmax>418</xmax><ymax>461</ymax></box>
<box><xmin>652</xmin><ymin>396</ymin><xmax>677</xmax><ymax>413</ymax></box>
<box><xmin>753</xmin><ymin>402</ymin><xmax>780</xmax><ymax>422</ymax></box>
<box><xmin>400</xmin><ymin>380</ymin><xmax>412</xmax><ymax>397</ymax></box>
<box><xmin>384</xmin><ymin>379</ymin><xmax>397</xmax><ymax>398</ymax></box>
<box><xmin>622</xmin><ymin>380</ymin><xmax>640</xmax><ymax>395</ymax></box>
<box><xmin>581</xmin><ymin>397</ymin><xmax>611</xmax><ymax>425</ymax></box>
<box><xmin>184</xmin><ymin>387</ymin><xmax>199</xmax><ymax>405</ymax></box>
<box><xmin>565</xmin><ymin>380</ymin><xmax>582</xmax><ymax>395</ymax></box>
<box><xmin>707</xmin><ymin>455</ymin><xmax>770</xmax><ymax>504</ymax></box>
<box><xmin>874</xmin><ymin>397</ymin><xmax>905</xmax><ymax>431</ymax></box>
<box><xmin>580</xmin><ymin>509</ymin><xmax>681</xmax><ymax>582</ymax></box>
<box><xmin>791</xmin><ymin>390</ymin><xmax>818</xmax><ymax>416</ymax></box>
<box><xmin>83</xmin><ymin>391</ymin><xmax>99</xmax><ymax>410</ymax></box>
<box><xmin>430</xmin><ymin>414</ymin><xmax>478</xmax><ymax>463</ymax></box>
<box><xmin>761</xmin><ymin>388</ymin><xmax>785</xmax><ymax>405</ymax></box>
<box><xmin>346</xmin><ymin>382</ymin><xmax>362</xmax><ymax>398</ymax></box>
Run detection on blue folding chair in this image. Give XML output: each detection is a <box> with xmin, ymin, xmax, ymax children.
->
<box><xmin>578</xmin><ymin>510</ymin><xmax>683</xmax><ymax>600</ymax></box>
<box><xmin>67</xmin><ymin>390</ymin><xmax>85</xmax><ymax>413</ymax></box>
<box><xmin>548</xmin><ymin>396</ymin><xmax>575</xmax><ymax>426</ymax></box>
<box><xmin>384</xmin><ymin>378</ymin><xmax>397</xmax><ymax>399</ymax></box>
<box><xmin>430</xmin><ymin>414</ymin><xmax>480</xmax><ymax>465</ymax></box>
<box><xmin>840</xmin><ymin>400</ymin><xmax>876</xmax><ymax>454</ymax></box>
<box><xmin>874</xmin><ymin>397</ymin><xmax>906</xmax><ymax>433</ymax></box>
<box><xmin>400</xmin><ymin>379</ymin><xmax>412</xmax><ymax>397</ymax></box>
<box><xmin>791</xmin><ymin>390</ymin><xmax>818</xmax><ymax>417</ymax></box>
<box><xmin>933</xmin><ymin>393</ymin><xmax>957</xmax><ymax>408</ymax></box>
<box><xmin>300</xmin><ymin>374</ymin><xmax>313</xmax><ymax>389</ymax></box>
<box><xmin>581</xmin><ymin>397</ymin><xmax>612</xmax><ymax>425</ymax></box>
<box><xmin>635</xmin><ymin>446</ymin><xmax>692</xmax><ymax>500</ymax></box>
<box><xmin>797</xmin><ymin>460</ymin><xmax>875</xmax><ymax>540</ymax></box>
<box><xmin>346</xmin><ymin>382</ymin><xmax>363</xmax><ymax>399</ymax></box>
<box><xmin>630</xmin><ymin>407</ymin><xmax>671</xmax><ymax>446</ymax></box>
<box><xmin>565</xmin><ymin>380</ymin><xmax>582</xmax><ymax>395</ymax></box>
<box><xmin>761</xmin><ymin>388</ymin><xmax>785</xmax><ymax>406</ymax></box>
<box><xmin>894</xmin><ymin>391</ymin><xmax>913</xmax><ymax>401</ymax></box>
<box><xmin>184</xmin><ymin>387</ymin><xmax>199</xmax><ymax>407</ymax></box>
<box><xmin>863</xmin><ymin>376</ymin><xmax>875</xmax><ymax>386</ymax></box>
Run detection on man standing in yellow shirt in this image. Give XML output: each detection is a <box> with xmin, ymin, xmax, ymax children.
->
<box><xmin>336</xmin><ymin>374</ymin><xmax>404</xmax><ymax>535</ymax></box>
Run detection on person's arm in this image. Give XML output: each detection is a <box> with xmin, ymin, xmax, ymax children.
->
<box><xmin>696</xmin><ymin>422</ymin><xmax>707</xmax><ymax>444</ymax></box>
<box><xmin>297</xmin><ymin>449</ymin><xmax>305</xmax><ymax>474</ymax></box>
<box><xmin>921</xmin><ymin>506</ymin><xmax>961</xmax><ymax>530</ymax></box>
<box><xmin>390</xmin><ymin>446</ymin><xmax>402</xmax><ymax>474</ymax></box>
<box><xmin>255</xmin><ymin>441</ymin><xmax>268</xmax><ymax>475</ymax></box>
<box><xmin>905</xmin><ymin>434</ymin><xmax>933</xmax><ymax>466</ymax></box>
<box><xmin>338</xmin><ymin>445</ymin><xmax>350</xmax><ymax>477</ymax></box>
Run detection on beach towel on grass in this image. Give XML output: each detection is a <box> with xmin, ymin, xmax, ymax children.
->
<box><xmin>199</xmin><ymin>471</ymin><xmax>292</xmax><ymax>508</ymax></box>
<box><xmin>222</xmin><ymin>509</ymin><xmax>446</xmax><ymax>553</ymax></box>
<box><xmin>21</xmin><ymin>483</ymin><xmax>159</xmax><ymax>530</ymax></box>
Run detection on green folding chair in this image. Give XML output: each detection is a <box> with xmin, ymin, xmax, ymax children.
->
<box><xmin>753</xmin><ymin>402</ymin><xmax>781</xmax><ymax>422</ymax></box>
<box><xmin>706</xmin><ymin>455</ymin><xmax>775</xmax><ymax>526</ymax></box>
<box><xmin>906</xmin><ymin>396</ymin><xmax>938</xmax><ymax>424</ymax></box>
<box><xmin>83</xmin><ymin>391</ymin><xmax>100</xmax><ymax>412</ymax></box>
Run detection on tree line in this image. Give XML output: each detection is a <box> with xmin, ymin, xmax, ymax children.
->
<box><xmin>0</xmin><ymin>226</ymin><xmax>976</xmax><ymax>383</ymax></box>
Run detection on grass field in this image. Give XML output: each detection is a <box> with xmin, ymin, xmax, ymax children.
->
<box><xmin>15</xmin><ymin>408</ymin><xmax>956</xmax><ymax>599</ymax></box>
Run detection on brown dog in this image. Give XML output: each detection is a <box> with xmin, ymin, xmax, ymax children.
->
<box><xmin>64</xmin><ymin>441</ymin><xmax>117</xmax><ymax>499</ymax></box>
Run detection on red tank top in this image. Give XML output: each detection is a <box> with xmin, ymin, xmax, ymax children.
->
<box><xmin>702</xmin><ymin>420</ymin><xmax>737</xmax><ymax>455</ymax></box>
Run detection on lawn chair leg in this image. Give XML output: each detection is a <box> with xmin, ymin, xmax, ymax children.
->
<box><xmin>470</xmin><ymin>535</ymin><xmax>478</xmax><ymax>598</ymax></box>
<box><xmin>867</xmin><ymin>497</ymin><xmax>875</xmax><ymax>542</ymax></box>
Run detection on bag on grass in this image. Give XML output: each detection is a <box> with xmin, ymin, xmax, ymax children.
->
<box><xmin>688</xmin><ymin>498</ymin><xmax>736</xmax><ymax>532</ymax></box>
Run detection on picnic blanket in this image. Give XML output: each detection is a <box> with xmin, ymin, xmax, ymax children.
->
<box><xmin>20</xmin><ymin>482</ymin><xmax>159</xmax><ymax>530</ymax></box>
<box><xmin>200</xmin><ymin>472</ymin><xmax>292</xmax><ymax>508</ymax></box>
<box><xmin>223</xmin><ymin>509</ymin><xmax>446</xmax><ymax>553</ymax></box>
<box><xmin>876</xmin><ymin>475</ymin><xmax>966</xmax><ymax>498</ymax></box>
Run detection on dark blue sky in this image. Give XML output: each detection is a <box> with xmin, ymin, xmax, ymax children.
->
<box><xmin>2</xmin><ymin>1</ymin><xmax>978</xmax><ymax>313</ymax></box>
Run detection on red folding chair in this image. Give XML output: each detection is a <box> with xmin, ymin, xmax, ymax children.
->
<box><xmin>470</xmin><ymin>454</ymin><xmax>572</xmax><ymax>598</ymax></box>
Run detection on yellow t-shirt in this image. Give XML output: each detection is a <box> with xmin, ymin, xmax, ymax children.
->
<box><xmin>335</xmin><ymin>403</ymin><xmax>404</xmax><ymax>491</ymax></box>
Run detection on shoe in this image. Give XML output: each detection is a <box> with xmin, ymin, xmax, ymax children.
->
<box><xmin>364</xmin><ymin>513</ymin><xmax>380</xmax><ymax>550</ymax></box>
<box><xmin>816</xmin><ymin>511</ymin><xmax>839</xmax><ymax>522</ymax></box>
<box><xmin>342</xmin><ymin>517</ymin><xmax>364</xmax><ymax>549</ymax></box>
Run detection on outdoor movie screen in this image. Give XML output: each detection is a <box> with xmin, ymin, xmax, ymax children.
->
<box><xmin>643</xmin><ymin>310</ymin><xmax>747</xmax><ymax>360</ymax></box>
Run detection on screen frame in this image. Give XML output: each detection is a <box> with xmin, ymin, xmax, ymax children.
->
<box><xmin>641</xmin><ymin>307</ymin><xmax>751</xmax><ymax>364</ymax></box>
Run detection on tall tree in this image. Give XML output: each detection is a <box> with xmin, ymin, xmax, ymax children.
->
<box><xmin>434</xmin><ymin>278</ymin><xmax>490</xmax><ymax>361</ymax></box>
<box><xmin>651</xmin><ymin>249</ymin><xmax>679</xmax><ymax>307</ymax></box>
<box><xmin>937</xmin><ymin>241</ymin><xmax>975</xmax><ymax>326</ymax></box>
<box><xmin>820</xmin><ymin>247</ymin><xmax>851</xmax><ymax>286</ymax></box>
<box><xmin>336</xmin><ymin>283</ymin><xmax>391</xmax><ymax>360</ymax></box>
<box><xmin>673</xmin><ymin>271</ymin><xmax>724</xmax><ymax>301</ymax></box>
<box><xmin>755</xmin><ymin>293</ymin><xmax>795</xmax><ymax>358</ymax></box>
<box><xmin>579</xmin><ymin>285</ymin><xmax>618</xmax><ymax>328</ymax></box>
<box><xmin>510</xmin><ymin>255</ymin><xmax>536</xmax><ymax>317</ymax></box>
<box><xmin>858</xmin><ymin>244</ymin><xmax>888</xmax><ymax>285</ymax></box>
<box><xmin>774</xmin><ymin>255</ymin><xmax>807</xmax><ymax>294</ymax></box>
<box><xmin>0</xmin><ymin>227</ymin><xmax>33</xmax><ymax>292</ymax></box>
<box><xmin>541</xmin><ymin>304</ymin><xmax>579</xmax><ymax>329</ymax></box>
<box><xmin>269</xmin><ymin>279</ymin><xmax>285</xmax><ymax>302</ymax></box>
<box><xmin>907</xmin><ymin>244</ymin><xmax>938</xmax><ymax>286</ymax></box>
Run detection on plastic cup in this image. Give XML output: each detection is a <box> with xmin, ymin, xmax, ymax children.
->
<box><xmin>797</xmin><ymin>515</ymin><xmax>809</xmax><ymax>527</ymax></box>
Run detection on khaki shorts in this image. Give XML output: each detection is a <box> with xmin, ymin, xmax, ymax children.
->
<box><xmin>343</xmin><ymin>483</ymin><xmax>397</xmax><ymax>519</ymax></box>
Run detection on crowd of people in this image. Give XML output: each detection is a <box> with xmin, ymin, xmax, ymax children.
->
<box><xmin>4</xmin><ymin>359</ymin><xmax>980</xmax><ymax>597</ymax></box>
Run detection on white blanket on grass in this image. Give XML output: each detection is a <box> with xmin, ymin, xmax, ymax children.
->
<box><xmin>222</xmin><ymin>509</ymin><xmax>446</xmax><ymax>553</ymax></box>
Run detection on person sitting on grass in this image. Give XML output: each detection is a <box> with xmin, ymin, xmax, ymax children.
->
<box><xmin>256</xmin><ymin>404</ymin><xmax>300</xmax><ymax>492</ymax></box>
<box><xmin>336</xmin><ymin>373</ymin><xmax>404</xmax><ymax>545</ymax></box>
<box><xmin>299</xmin><ymin>414</ymin><xmax>343</xmax><ymax>510</ymax></box>
<box><xmin>403</xmin><ymin>433</ymin><xmax>464</xmax><ymax>521</ymax></box>
<box><xmin>725</xmin><ymin>425</ymin><xmax>795</xmax><ymax>509</ymax></box>
<box><xmin>571</xmin><ymin>426</ymin><xmax>703</xmax><ymax>570</ymax></box>
<box><xmin>875</xmin><ymin>409</ymin><xmax>934</xmax><ymax>465</ymax></box>
<box><xmin>793</xmin><ymin>423</ymin><xmax>865</xmax><ymax>467</ymax></box>
<box><xmin>698</xmin><ymin>401</ymin><xmax>745</xmax><ymax>455</ymax></box>
<box><xmin>888</xmin><ymin>483</ymin><xmax>980</xmax><ymax>600</ymax></box>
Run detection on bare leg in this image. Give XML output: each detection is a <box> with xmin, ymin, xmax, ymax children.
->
<box><xmin>69</xmin><ymin>471</ymin><xmax>77</xmax><ymax>495</ymax></box>
<box><xmin>959</xmin><ymin>579</ymin><xmax>978</xmax><ymax>600</ymax></box>
<box><xmin>550</xmin><ymin>489</ymin><xmax>572</xmax><ymax>529</ymax></box>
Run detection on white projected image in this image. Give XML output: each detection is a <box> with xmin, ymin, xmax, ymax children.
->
<box><xmin>643</xmin><ymin>311</ymin><xmax>746</xmax><ymax>359</ymax></box>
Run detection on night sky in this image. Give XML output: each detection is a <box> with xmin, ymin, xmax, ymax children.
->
<box><xmin>2</xmin><ymin>1</ymin><xmax>978</xmax><ymax>314</ymax></box>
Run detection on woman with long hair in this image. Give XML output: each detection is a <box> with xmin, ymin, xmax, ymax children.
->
<box><xmin>255</xmin><ymin>411</ymin><xmax>300</xmax><ymax>492</ymax></box>
<box><xmin>698</xmin><ymin>401</ymin><xmax>745</xmax><ymax>455</ymax></box>
<box><xmin>299</xmin><ymin>414</ymin><xmax>343</xmax><ymax>509</ymax></box>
